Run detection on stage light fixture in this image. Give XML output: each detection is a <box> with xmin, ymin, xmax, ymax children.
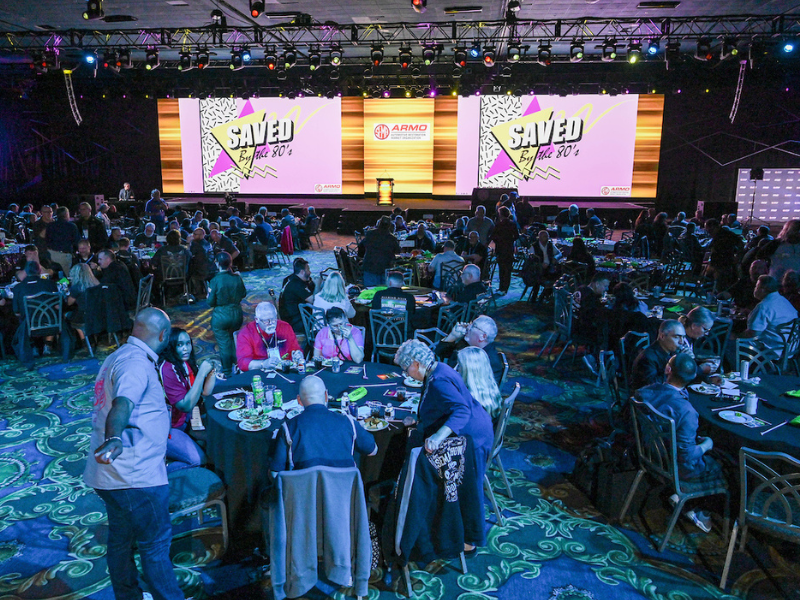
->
<box><xmin>145</xmin><ymin>48</ymin><xmax>159</xmax><ymax>70</ymax></box>
<box><xmin>399</xmin><ymin>46</ymin><xmax>413</xmax><ymax>69</ymax></box>
<box><xmin>469</xmin><ymin>42</ymin><xmax>481</xmax><ymax>58</ymax></box>
<box><xmin>383</xmin><ymin>89</ymin><xmax>391</xmax><ymax>98</ymax></box>
<box><xmin>483</xmin><ymin>45</ymin><xmax>496</xmax><ymax>67</ymax></box>
<box><xmin>454</xmin><ymin>46</ymin><xmax>467</xmax><ymax>67</ymax></box>
<box><xmin>265</xmin><ymin>46</ymin><xmax>277</xmax><ymax>70</ymax></box>
<box><xmin>627</xmin><ymin>41</ymin><xmax>642</xmax><ymax>63</ymax></box>
<box><xmin>537</xmin><ymin>42</ymin><xmax>551</xmax><ymax>66</ymax></box>
<box><xmin>666</xmin><ymin>39</ymin><xmax>680</xmax><ymax>62</ymax></box>
<box><xmin>83</xmin><ymin>0</ymin><xmax>104</xmax><ymax>20</ymax></box>
<box><xmin>429</xmin><ymin>87</ymin><xmax>437</xmax><ymax>97</ymax></box>
<box><xmin>695</xmin><ymin>38</ymin><xmax>713</xmax><ymax>61</ymax></box>
<box><xmin>647</xmin><ymin>39</ymin><xmax>660</xmax><ymax>55</ymax></box>
<box><xmin>411</xmin><ymin>0</ymin><xmax>427</xmax><ymax>13</ymax></box>
<box><xmin>309</xmin><ymin>46</ymin><xmax>321</xmax><ymax>70</ymax></box>
<box><xmin>230</xmin><ymin>49</ymin><xmax>244</xmax><ymax>70</ymax></box>
<box><xmin>250</xmin><ymin>0</ymin><xmax>265</xmax><ymax>18</ymax></box>
<box><xmin>329</xmin><ymin>68</ymin><xmax>340</xmax><ymax>80</ymax></box>
<box><xmin>177</xmin><ymin>51</ymin><xmax>193</xmax><ymax>71</ymax></box>
<box><xmin>508</xmin><ymin>42</ymin><xmax>522</xmax><ymax>62</ymax></box>
<box><xmin>211</xmin><ymin>9</ymin><xmax>224</xmax><ymax>24</ymax></box>
<box><xmin>330</xmin><ymin>45</ymin><xmax>342</xmax><ymax>66</ymax></box>
<box><xmin>601</xmin><ymin>39</ymin><xmax>617</xmax><ymax>62</ymax></box>
<box><xmin>371</xmin><ymin>44</ymin><xmax>384</xmax><ymax>66</ymax></box>
<box><xmin>721</xmin><ymin>38</ymin><xmax>739</xmax><ymax>60</ymax></box>
<box><xmin>44</xmin><ymin>50</ymin><xmax>60</xmax><ymax>71</ymax></box>
<box><xmin>405</xmin><ymin>88</ymin><xmax>412</xmax><ymax>97</ymax></box>
<box><xmin>783</xmin><ymin>40</ymin><xmax>795</xmax><ymax>53</ymax></box>
<box><xmin>84</xmin><ymin>51</ymin><xmax>97</xmax><ymax>65</ymax></box>
<box><xmin>422</xmin><ymin>45</ymin><xmax>437</xmax><ymax>65</ymax></box>
<box><xmin>242</xmin><ymin>47</ymin><xmax>252</xmax><ymax>63</ymax></box>
<box><xmin>284</xmin><ymin>47</ymin><xmax>297</xmax><ymax>68</ymax></box>
<box><xmin>570</xmin><ymin>40</ymin><xmax>584</xmax><ymax>62</ymax></box>
<box><xmin>508</xmin><ymin>0</ymin><xmax>521</xmax><ymax>12</ymax></box>
<box><xmin>196</xmin><ymin>48</ymin><xmax>210</xmax><ymax>69</ymax></box>
<box><xmin>118</xmin><ymin>49</ymin><xmax>132</xmax><ymax>68</ymax></box>
<box><xmin>102</xmin><ymin>50</ymin><xmax>119</xmax><ymax>70</ymax></box>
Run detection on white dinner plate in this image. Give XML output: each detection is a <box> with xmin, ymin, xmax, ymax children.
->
<box><xmin>688</xmin><ymin>383</ymin><xmax>721</xmax><ymax>395</ymax></box>
<box><xmin>228</xmin><ymin>408</ymin><xmax>261</xmax><ymax>421</ymax></box>
<box><xmin>404</xmin><ymin>377</ymin><xmax>423</xmax><ymax>388</ymax></box>
<box><xmin>363</xmin><ymin>418</ymin><xmax>389</xmax><ymax>432</ymax></box>
<box><xmin>239</xmin><ymin>417</ymin><xmax>271</xmax><ymax>432</ymax></box>
<box><xmin>718</xmin><ymin>410</ymin><xmax>754</xmax><ymax>424</ymax></box>
<box><xmin>215</xmin><ymin>397</ymin><xmax>244</xmax><ymax>411</ymax></box>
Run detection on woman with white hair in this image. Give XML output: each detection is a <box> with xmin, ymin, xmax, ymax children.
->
<box><xmin>457</xmin><ymin>346</ymin><xmax>502</xmax><ymax>419</ymax></box>
<box><xmin>394</xmin><ymin>339</ymin><xmax>493</xmax><ymax>549</ymax></box>
<box><xmin>313</xmin><ymin>271</ymin><xmax>356</xmax><ymax>320</ymax></box>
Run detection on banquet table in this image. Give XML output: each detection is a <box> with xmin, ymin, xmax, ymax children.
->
<box><xmin>204</xmin><ymin>361</ymin><xmax>417</xmax><ymax>535</ymax></box>
<box><xmin>0</xmin><ymin>243</ymin><xmax>24</xmax><ymax>283</ymax></box>
<box><xmin>351</xmin><ymin>285</ymin><xmax>445</xmax><ymax>332</ymax></box>
<box><xmin>690</xmin><ymin>374</ymin><xmax>800</xmax><ymax>457</ymax></box>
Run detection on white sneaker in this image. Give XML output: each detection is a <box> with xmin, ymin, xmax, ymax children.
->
<box><xmin>142</xmin><ymin>593</ymin><xmax>153</xmax><ymax>600</ymax></box>
<box><xmin>685</xmin><ymin>509</ymin><xmax>712</xmax><ymax>533</ymax></box>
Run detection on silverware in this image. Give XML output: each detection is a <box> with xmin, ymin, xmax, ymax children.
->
<box><xmin>711</xmin><ymin>402</ymin><xmax>744</xmax><ymax>412</ymax></box>
<box><xmin>362</xmin><ymin>364</ymin><xmax>369</xmax><ymax>380</ymax></box>
<box><xmin>312</xmin><ymin>367</ymin><xmax>325</xmax><ymax>376</ymax></box>
<box><xmin>274</xmin><ymin>372</ymin><xmax>294</xmax><ymax>383</ymax></box>
<box><xmin>760</xmin><ymin>420</ymin><xmax>789</xmax><ymax>435</ymax></box>
<box><xmin>349</xmin><ymin>383</ymin><xmax>397</xmax><ymax>388</ymax></box>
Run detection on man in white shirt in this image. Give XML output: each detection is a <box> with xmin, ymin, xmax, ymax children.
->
<box><xmin>427</xmin><ymin>240</ymin><xmax>465</xmax><ymax>290</ymax></box>
<box><xmin>739</xmin><ymin>275</ymin><xmax>798</xmax><ymax>358</ymax></box>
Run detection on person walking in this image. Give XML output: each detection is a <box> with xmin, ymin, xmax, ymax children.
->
<box><xmin>208</xmin><ymin>251</ymin><xmax>247</xmax><ymax>377</ymax></box>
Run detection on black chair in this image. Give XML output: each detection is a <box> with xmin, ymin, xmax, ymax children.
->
<box><xmin>299</xmin><ymin>303</ymin><xmax>325</xmax><ymax>355</ymax></box>
<box><xmin>369</xmin><ymin>309</ymin><xmax>409</xmax><ymax>363</ymax></box>
<box><xmin>435</xmin><ymin>302</ymin><xmax>466</xmax><ymax>337</ymax></box>
<box><xmin>438</xmin><ymin>261</ymin><xmax>463</xmax><ymax>294</ymax></box>
<box><xmin>134</xmin><ymin>274</ymin><xmax>154</xmax><ymax>318</ymax></box>
<box><xmin>538</xmin><ymin>286</ymin><xmax>583</xmax><ymax>367</ymax></box>
<box><xmin>694</xmin><ymin>318</ymin><xmax>732</xmax><ymax>365</ymax></box>
<box><xmin>618</xmin><ymin>330</ymin><xmax>651</xmax><ymax>395</ymax></box>
<box><xmin>777</xmin><ymin>317</ymin><xmax>800</xmax><ymax>375</ymax></box>
<box><xmin>22</xmin><ymin>291</ymin><xmax>66</xmax><ymax>362</ymax></box>
<box><xmin>74</xmin><ymin>285</ymin><xmax>130</xmax><ymax>357</ymax></box>
<box><xmin>161</xmin><ymin>252</ymin><xmax>189</xmax><ymax>305</ymax></box>
<box><xmin>735</xmin><ymin>340</ymin><xmax>782</xmax><ymax>377</ymax></box>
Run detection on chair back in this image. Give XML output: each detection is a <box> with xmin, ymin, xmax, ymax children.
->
<box><xmin>347</xmin><ymin>254</ymin><xmax>364</xmax><ymax>286</ymax></box>
<box><xmin>632</xmin><ymin>235</ymin><xmax>650</xmax><ymax>259</ymax></box>
<box><xmin>735</xmin><ymin>339</ymin><xmax>781</xmax><ymax>376</ymax></box>
<box><xmin>737</xmin><ymin>447</ymin><xmax>800</xmax><ymax>540</ymax></box>
<box><xmin>81</xmin><ymin>284</ymin><xmax>131</xmax><ymax>337</ymax></box>
<box><xmin>625</xmin><ymin>272</ymin><xmax>652</xmax><ymax>292</ymax></box>
<box><xmin>777</xmin><ymin>318</ymin><xmax>800</xmax><ymax>373</ymax></box>
<box><xmin>439</xmin><ymin>261</ymin><xmax>463</xmax><ymax>293</ymax></box>
<box><xmin>562</xmin><ymin>261</ymin><xmax>589</xmax><ymax>286</ymax></box>
<box><xmin>385</xmin><ymin>267</ymin><xmax>413</xmax><ymax>287</ymax></box>
<box><xmin>436</xmin><ymin>302</ymin><xmax>466</xmax><ymax>336</ymax></box>
<box><xmin>552</xmin><ymin>287</ymin><xmax>573</xmax><ymax>339</ymax></box>
<box><xmin>630</xmin><ymin>398</ymin><xmax>682</xmax><ymax>494</ymax></box>
<box><xmin>162</xmin><ymin>252</ymin><xmax>187</xmax><ymax>283</ymax></box>
<box><xmin>465</xmin><ymin>292</ymin><xmax>492</xmax><ymax>322</ymax></box>
<box><xmin>695</xmin><ymin>318</ymin><xmax>732</xmax><ymax>361</ymax></box>
<box><xmin>619</xmin><ymin>331</ymin><xmax>651</xmax><ymax>393</ymax></box>
<box><xmin>134</xmin><ymin>274</ymin><xmax>154</xmax><ymax>317</ymax></box>
<box><xmin>413</xmin><ymin>327</ymin><xmax>446</xmax><ymax>351</ymax></box>
<box><xmin>488</xmin><ymin>383</ymin><xmax>520</xmax><ymax>465</ymax></box>
<box><xmin>369</xmin><ymin>309</ymin><xmax>409</xmax><ymax>363</ymax></box>
<box><xmin>498</xmin><ymin>351</ymin><xmax>510</xmax><ymax>389</ymax></box>
<box><xmin>23</xmin><ymin>292</ymin><xmax>63</xmax><ymax>337</ymax></box>
<box><xmin>299</xmin><ymin>303</ymin><xmax>326</xmax><ymax>346</ymax></box>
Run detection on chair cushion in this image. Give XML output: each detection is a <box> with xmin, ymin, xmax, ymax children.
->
<box><xmin>168</xmin><ymin>466</ymin><xmax>225</xmax><ymax>513</ymax></box>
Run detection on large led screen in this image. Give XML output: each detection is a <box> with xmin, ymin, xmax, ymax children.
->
<box><xmin>736</xmin><ymin>168</ymin><xmax>800</xmax><ymax>224</ymax></box>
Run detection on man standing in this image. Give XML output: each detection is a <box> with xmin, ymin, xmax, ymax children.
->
<box><xmin>75</xmin><ymin>202</ymin><xmax>109</xmax><ymax>252</ymax></box>
<box><xmin>358</xmin><ymin>216</ymin><xmax>400</xmax><ymax>288</ymax></box>
<box><xmin>630</xmin><ymin>320</ymin><xmax>687</xmax><ymax>391</ymax></box>
<box><xmin>466</xmin><ymin>206</ymin><xmax>494</xmax><ymax>246</ymax></box>
<box><xmin>83</xmin><ymin>308</ymin><xmax>184</xmax><ymax>600</ymax></box>
<box><xmin>278</xmin><ymin>257</ymin><xmax>316</xmax><ymax>336</ymax></box>
<box><xmin>146</xmin><ymin>190</ymin><xmax>168</xmax><ymax>234</ymax></box>
<box><xmin>46</xmin><ymin>206</ymin><xmax>80</xmax><ymax>276</ymax></box>
<box><xmin>119</xmin><ymin>182</ymin><xmax>133</xmax><ymax>201</ymax></box>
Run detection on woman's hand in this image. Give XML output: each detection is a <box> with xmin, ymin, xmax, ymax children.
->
<box><xmin>197</xmin><ymin>361</ymin><xmax>214</xmax><ymax>378</ymax></box>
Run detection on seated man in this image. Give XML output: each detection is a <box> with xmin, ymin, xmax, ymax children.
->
<box><xmin>630</xmin><ymin>319</ymin><xmax>687</xmax><ymax>391</ymax></box>
<box><xmin>583</xmin><ymin>208</ymin><xmax>603</xmax><ymax>238</ymax></box>
<box><xmin>270</xmin><ymin>375</ymin><xmax>377</xmax><ymax>472</ymax></box>
<box><xmin>679</xmin><ymin>306</ymin><xmax>718</xmax><ymax>379</ymax></box>
<box><xmin>16</xmin><ymin>244</ymin><xmax>54</xmax><ymax>280</ymax></box>
<box><xmin>73</xmin><ymin>239</ymin><xmax>98</xmax><ymax>272</ymax></box>
<box><xmin>460</xmin><ymin>231</ymin><xmax>488</xmax><ymax>275</ymax></box>
<box><xmin>554</xmin><ymin>203</ymin><xmax>580</xmax><ymax>233</ymax></box>
<box><xmin>236</xmin><ymin>301</ymin><xmax>301</xmax><ymax>372</ymax></box>
<box><xmin>637</xmin><ymin>353</ymin><xmax>720</xmax><ymax>531</ymax></box>
<box><xmin>734</xmin><ymin>275</ymin><xmax>798</xmax><ymax>360</ymax></box>
<box><xmin>279</xmin><ymin>208</ymin><xmax>299</xmax><ymax>248</ymax></box>
<box><xmin>435</xmin><ymin>315</ymin><xmax>503</xmax><ymax>384</ymax></box>
<box><xmin>427</xmin><ymin>240</ymin><xmax>465</xmax><ymax>290</ymax></box>
<box><xmin>114</xmin><ymin>237</ymin><xmax>143</xmax><ymax>289</ymax></box>
<box><xmin>133</xmin><ymin>222</ymin><xmax>158</xmax><ymax>248</ymax></box>
<box><xmin>573</xmin><ymin>273</ymin><xmax>611</xmax><ymax>348</ymax></box>
<box><xmin>412</xmin><ymin>223</ymin><xmax>436</xmax><ymax>252</ymax></box>
<box><xmin>209</xmin><ymin>228</ymin><xmax>240</xmax><ymax>262</ymax></box>
<box><xmin>528</xmin><ymin>230</ymin><xmax>563</xmax><ymax>302</ymax></box>
<box><xmin>313</xmin><ymin>307</ymin><xmax>365</xmax><ymax>364</ymax></box>
<box><xmin>97</xmin><ymin>250</ymin><xmax>136</xmax><ymax>311</ymax></box>
<box><xmin>248</xmin><ymin>214</ymin><xmax>276</xmax><ymax>265</ymax></box>
<box><xmin>449</xmin><ymin>264</ymin><xmax>487</xmax><ymax>304</ymax></box>
<box><xmin>151</xmin><ymin>230</ymin><xmax>191</xmax><ymax>290</ymax></box>
<box><xmin>278</xmin><ymin>257</ymin><xmax>316</xmax><ymax>336</ymax></box>
<box><xmin>371</xmin><ymin>270</ymin><xmax>416</xmax><ymax>316</ymax></box>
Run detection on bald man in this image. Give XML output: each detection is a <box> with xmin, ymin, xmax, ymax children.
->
<box><xmin>270</xmin><ymin>375</ymin><xmax>377</xmax><ymax>472</ymax></box>
<box><xmin>83</xmin><ymin>308</ymin><xmax>184</xmax><ymax>600</ymax></box>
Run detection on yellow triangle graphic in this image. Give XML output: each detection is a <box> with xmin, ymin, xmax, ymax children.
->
<box><xmin>490</xmin><ymin>108</ymin><xmax>553</xmax><ymax>180</ymax></box>
<box><xmin>210</xmin><ymin>110</ymin><xmax>267</xmax><ymax>177</ymax></box>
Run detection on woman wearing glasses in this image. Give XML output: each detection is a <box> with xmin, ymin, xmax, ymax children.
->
<box><xmin>313</xmin><ymin>307</ymin><xmax>365</xmax><ymax>364</ymax></box>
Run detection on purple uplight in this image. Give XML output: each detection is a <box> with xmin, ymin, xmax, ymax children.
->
<box><xmin>383</xmin><ymin>90</ymin><xmax>390</xmax><ymax>97</ymax></box>
<box><xmin>475</xmin><ymin>90</ymin><xmax>481</xmax><ymax>96</ymax></box>
<box><xmin>429</xmin><ymin>89</ymin><xmax>436</xmax><ymax>97</ymax></box>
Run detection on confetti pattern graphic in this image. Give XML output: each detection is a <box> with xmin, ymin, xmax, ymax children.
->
<box><xmin>200</xmin><ymin>98</ymin><xmax>240</xmax><ymax>193</ymax></box>
<box><xmin>479</xmin><ymin>96</ymin><xmax>521</xmax><ymax>188</ymax></box>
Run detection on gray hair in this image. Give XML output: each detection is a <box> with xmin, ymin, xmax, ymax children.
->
<box><xmin>659</xmin><ymin>319</ymin><xmax>684</xmax><ymax>336</ymax></box>
<box><xmin>473</xmin><ymin>315</ymin><xmax>497</xmax><ymax>343</ymax></box>
<box><xmin>394</xmin><ymin>339</ymin><xmax>435</xmax><ymax>373</ymax></box>
<box><xmin>255</xmin><ymin>302</ymin><xmax>277</xmax><ymax>320</ymax></box>
<box><xmin>462</xmin><ymin>264</ymin><xmax>481</xmax><ymax>282</ymax></box>
<box><xmin>685</xmin><ymin>306</ymin><xmax>714</xmax><ymax>328</ymax></box>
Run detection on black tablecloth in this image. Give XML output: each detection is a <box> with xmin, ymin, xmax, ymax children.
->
<box><xmin>691</xmin><ymin>374</ymin><xmax>800</xmax><ymax>457</ymax></box>
<box><xmin>205</xmin><ymin>361</ymin><xmax>417</xmax><ymax>534</ymax></box>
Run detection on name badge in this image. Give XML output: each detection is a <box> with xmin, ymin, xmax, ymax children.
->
<box><xmin>268</xmin><ymin>347</ymin><xmax>281</xmax><ymax>362</ymax></box>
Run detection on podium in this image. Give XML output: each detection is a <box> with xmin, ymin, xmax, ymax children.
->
<box><xmin>376</xmin><ymin>178</ymin><xmax>394</xmax><ymax>206</ymax></box>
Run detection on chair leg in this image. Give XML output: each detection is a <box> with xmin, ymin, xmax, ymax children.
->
<box><xmin>617</xmin><ymin>469</ymin><xmax>644</xmax><ymax>522</ymax></box>
<box><xmin>538</xmin><ymin>332</ymin><xmax>557</xmax><ymax>357</ymax></box>
<box><xmin>484</xmin><ymin>474</ymin><xmax>504</xmax><ymax>526</ymax></box>
<box><xmin>552</xmin><ymin>339</ymin><xmax>573</xmax><ymax>368</ymax></box>
<box><xmin>719</xmin><ymin>520</ymin><xmax>740</xmax><ymax>589</ymax></box>
<box><xmin>659</xmin><ymin>497</ymin><xmax>688</xmax><ymax>553</ymax></box>
<box><xmin>85</xmin><ymin>334</ymin><xmax>94</xmax><ymax>358</ymax></box>
<box><xmin>459</xmin><ymin>551</ymin><xmax>468</xmax><ymax>574</ymax></box>
<box><xmin>402</xmin><ymin>565</ymin><xmax>413</xmax><ymax>598</ymax></box>
<box><xmin>493</xmin><ymin>456</ymin><xmax>513</xmax><ymax>499</ymax></box>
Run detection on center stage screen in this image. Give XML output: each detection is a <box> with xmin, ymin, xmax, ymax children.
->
<box><xmin>159</xmin><ymin>97</ymin><xmax>342</xmax><ymax>195</ymax></box>
<box><xmin>455</xmin><ymin>94</ymin><xmax>663</xmax><ymax>198</ymax></box>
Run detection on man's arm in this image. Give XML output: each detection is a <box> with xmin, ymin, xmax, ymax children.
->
<box><xmin>93</xmin><ymin>396</ymin><xmax>134</xmax><ymax>463</ymax></box>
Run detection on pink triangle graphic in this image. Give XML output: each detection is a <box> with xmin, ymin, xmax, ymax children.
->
<box><xmin>208</xmin><ymin>100</ymin><xmax>258</xmax><ymax>178</ymax></box>
<box><xmin>485</xmin><ymin>97</ymin><xmax>544</xmax><ymax>179</ymax></box>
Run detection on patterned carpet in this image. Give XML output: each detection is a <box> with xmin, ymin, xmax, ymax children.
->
<box><xmin>1</xmin><ymin>245</ymin><xmax>796</xmax><ymax>600</ymax></box>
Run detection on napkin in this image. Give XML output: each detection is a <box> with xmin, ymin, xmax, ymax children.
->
<box><xmin>785</xmin><ymin>390</ymin><xmax>800</xmax><ymax>398</ymax></box>
<box><xmin>666</xmin><ymin>305</ymin><xmax>685</xmax><ymax>313</ymax></box>
<box><xmin>281</xmin><ymin>399</ymin><xmax>299</xmax><ymax>411</ymax></box>
<box><xmin>357</xmin><ymin>287</ymin><xmax>386</xmax><ymax>300</ymax></box>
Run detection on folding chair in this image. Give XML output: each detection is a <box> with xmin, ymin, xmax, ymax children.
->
<box><xmin>484</xmin><ymin>383</ymin><xmax>521</xmax><ymax>526</ymax></box>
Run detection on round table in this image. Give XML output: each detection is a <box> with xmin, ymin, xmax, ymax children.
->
<box><xmin>691</xmin><ymin>374</ymin><xmax>800</xmax><ymax>457</ymax></box>
<box><xmin>205</xmin><ymin>361</ymin><xmax>416</xmax><ymax>535</ymax></box>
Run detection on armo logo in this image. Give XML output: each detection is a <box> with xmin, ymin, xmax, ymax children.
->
<box><xmin>374</xmin><ymin>124</ymin><xmax>390</xmax><ymax>140</ymax></box>
<box><xmin>601</xmin><ymin>186</ymin><xmax>610</xmax><ymax>196</ymax></box>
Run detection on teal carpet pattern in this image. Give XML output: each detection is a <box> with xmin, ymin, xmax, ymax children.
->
<box><xmin>1</xmin><ymin>249</ymin><xmax>796</xmax><ymax>600</ymax></box>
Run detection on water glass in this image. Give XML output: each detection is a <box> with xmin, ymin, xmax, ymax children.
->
<box><xmin>367</xmin><ymin>401</ymin><xmax>382</xmax><ymax>417</ymax></box>
<box><xmin>331</xmin><ymin>358</ymin><xmax>341</xmax><ymax>373</ymax></box>
<box><xmin>396</xmin><ymin>387</ymin><xmax>407</xmax><ymax>401</ymax></box>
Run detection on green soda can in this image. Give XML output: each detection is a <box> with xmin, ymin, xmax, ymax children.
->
<box><xmin>273</xmin><ymin>390</ymin><xmax>283</xmax><ymax>410</ymax></box>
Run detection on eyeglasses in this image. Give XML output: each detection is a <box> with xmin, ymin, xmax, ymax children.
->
<box><xmin>468</xmin><ymin>322</ymin><xmax>488</xmax><ymax>337</ymax></box>
<box><xmin>256</xmin><ymin>318</ymin><xmax>277</xmax><ymax>326</ymax></box>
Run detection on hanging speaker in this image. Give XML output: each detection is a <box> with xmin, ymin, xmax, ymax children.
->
<box><xmin>750</xmin><ymin>167</ymin><xmax>764</xmax><ymax>181</ymax></box>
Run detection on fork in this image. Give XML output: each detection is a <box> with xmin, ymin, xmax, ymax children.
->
<box><xmin>362</xmin><ymin>364</ymin><xmax>368</xmax><ymax>380</ymax></box>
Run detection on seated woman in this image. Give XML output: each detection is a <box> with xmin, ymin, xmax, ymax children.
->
<box><xmin>607</xmin><ymin>281</ymin><xmax>652</xmax><ymax>345</ymax></box>
<box><xmin>394</xmin><ymin>215</ymin><xmax>409</xmax><ymax>233</ymax></box>
<box><xmin>158</xmin><ymin>328</ymin><xmax>218</xmax><ymax>472</ymax></box>
<box><xmin>394</xmin><ymin>339</ymin><xmax>493</xmax><ymax>551</ymax></box>
<box><xmin>66</xmin><ymin>263</ymin><xmax>101</xmax><ymax>339</ymax></box>
<box><xmin>313</xmin><ymin>271</ymin><xmax>356</xmax><ymax>321</ymax></box>
<box><xmin>313</xmin><ymin>307</ymin><xmax>365</xmax><ymax>364</ymax></box>
<box><xmin>568</xmin><ymin>236</ymin><xmax>596</xmax><ymax>279</ymax></box>
<box><xmin>457</xmin><ymin>346</ymin><xmax>503</xmax><ymax>420</ymax></box>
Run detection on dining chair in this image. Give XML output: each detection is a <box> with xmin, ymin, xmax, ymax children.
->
<box><xmin>465</xmin><ymin>292</ymin><xmax>492</xmax><ymax>322</ymax></box>
<box><xmin>498</xmin><ymin>351</ymin><xmax>510</xmax><ymax>390</ymax></box>
<box><xmin>619</xmin><ymin>398</ymin><xmax>730</xmax><ymax>553</ymax></box>
<box><xmin>561</xmin><ymin>261</ymin><xmax>589</xmax><ymax>286</ymax></box>
<box><xmin>777</xmin><ymin>317</ymin><xmax>800</xmax><ymax>375</ymax></box>
<box><xmin>161</xmin><ymin>252</ymin><xmax>189</xmax><ymax>305</ymax></box>
<box><xmin>413</xmin><ymin>327</ymin><xmax>446</xmax><ymax>351</ymax></box>
<box><xmin>484</xmin><ymin>382</ymin><xmax>521</xmax><ymax>527</ymax></box>
<box><xmin>538</xmin><ymin>286</ymin><xmax>578</xmax><ymax>367</ymax></box>
<box><xmin>133</xmin><ymin>274</ymin><xmax>154</xmax><ymax>318</ymax></box>
<box><xmin>299</xmin><ymin>303</ymin><xmax>326</xmax><ymax>355</ymax></box>
<box><xmin>168</xmin><ymin>466</ymin><xmax>229</xmax><ymax>556</ymax></box>
<box><xmin>314</xmin><ymin>213</ymin><xmax>325</xmax><ymax>249</ymax></box>
<box><xmin>618</xmin><ymin>331</ymin><xmax>651</xmax><ymax>395</ymax></box>
<box><xmin>719</xmin><ymin>447</ymin><xmax>800</xmax><ymax>591</ymax></box>
<box><xmin>735</xmin><ymin>339</ymin><xmax>781</xmax><ymax>377</ymax></box>
<box><xmin>369</xmin><ymin>309</ymin><xmax>409</xmax><ymax>363</ymax></box>
<box><xmin>693</xmin><ymin>318</ymin><xmax>732</xmax><ymax>364</ymax></box>
<box><xmin>436</xmin><ymin>302</ymin><xmax>466</xmax><ymax>336</ymax></box>
<box><xmin>439</xmin><ymin>261</ymin><xmax>464</xmax><ymax>294</ymax></box>
<box><xmin>22</xmin><ymin>291</ymin><xmax>64</xmax><ymax>361</ymax></box>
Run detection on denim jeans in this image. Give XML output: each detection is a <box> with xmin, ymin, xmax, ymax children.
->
<box><xmin>166</xmin><ymin>427</ymin><xmax>207</xmax><ymax>473</ymax></box>
<box><xmin>96</xmin><ymin>485</ymin><xmax>184</xmax><ymax>600</ymax></box>
<box><xmin>363</xmin><ymin>272</ymin><xmax>383</xmax><ymax>287</ymax></box>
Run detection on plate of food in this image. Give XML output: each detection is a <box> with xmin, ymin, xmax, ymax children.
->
<box><xmin>239</xmin><ymin>415</ymin><xmax>272</xmax><ymax>431</ymax></box>
<box><xmin>228</xmin><ymin>408</ymin><xmax>261</xmax><ymax>421</ymax></box>
<box><xmin>718</xmin><ymin>410</ymin><xmax>754</xmax><ymax>425</ymax></box>
<box><xmin>363</xmin><ymin>416</ymin><xmax>389</xmax><ymax>432</ymax></box>
<box><xmin>688</xmin><ymin>383</ymin><xmax>721</xmax><ymax>395</ymax></box>
<box><xmin>215</xmin><ymin>397</ymin><xmax>244</xmax><ymax>411</ymax></box>
<box><xmin>404</xmin><ymin>377</ymin><xmax>423</xmax><ymax>388</ymax></box>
